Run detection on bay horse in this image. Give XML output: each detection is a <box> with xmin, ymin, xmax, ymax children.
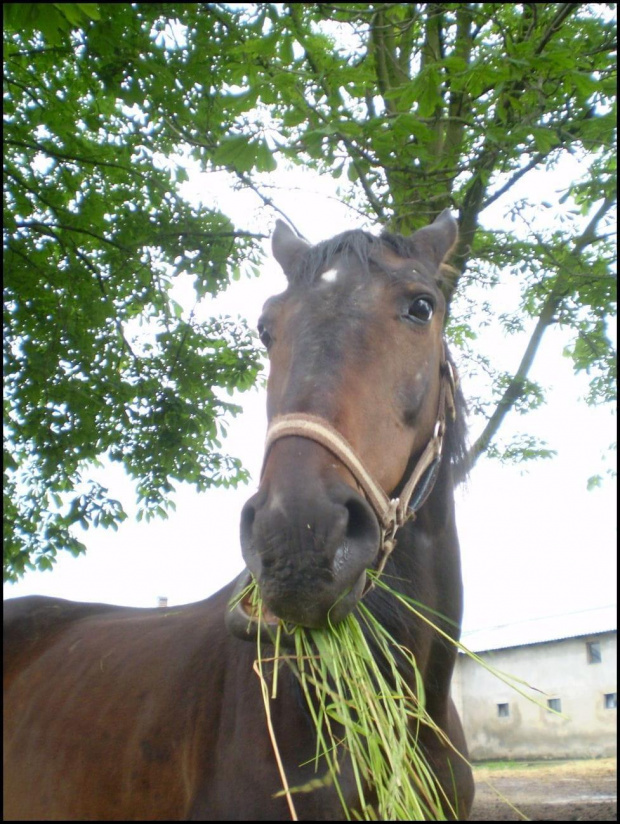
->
<box><xmin>4</xmin><ymin>210</ymin><xmax>474</xmax><ymax>821</ymax></box>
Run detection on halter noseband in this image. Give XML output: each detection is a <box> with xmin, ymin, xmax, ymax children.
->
<box><xmin>261</xmin><ymin>353</ymin><xmax>458</xmax><ymax>589</ymax></box>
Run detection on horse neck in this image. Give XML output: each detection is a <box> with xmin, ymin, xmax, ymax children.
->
<box><xmin>367</xmin><ymin>457</ymin><xmax>463</xmax><ymax>683</ymax></box>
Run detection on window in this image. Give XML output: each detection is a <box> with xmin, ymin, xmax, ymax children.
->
<box><xmin>497</xmin><ymin>703</ymin><xmax>510</xmax><ymax>717</ymax></box>
<box><xmin>604</xmin><ymin>693</ymin><xmax>617</xmax><ymax>709</ymax></box>
<box><xmin>586</xmin><ymin>640</ymin><xmax>602</xmax><ymax>664</ymax></box>
<box><xmin>547</xmin><ymin>697</ymin><xmax>562</xmax><ymax>712</ymax></box>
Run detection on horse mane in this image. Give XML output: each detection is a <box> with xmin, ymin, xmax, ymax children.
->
<box><xmin>444</xmin><ymin>346</ymin><xmax>469</xmax><ymax>482</ymax></box>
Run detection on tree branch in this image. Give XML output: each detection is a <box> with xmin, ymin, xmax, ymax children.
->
<box><xmin>396</xmin><ymin>5</ymin><xmax>418</xmax><ymax>76</ymax></box>
<box><xmin>460</xmin><ymin>192</ymin><xmax>616</xmax><ymax>477</ymax></box>
<box><xmin>232</xmin><ymin>170</ymin><xmax>308</xmax><ymax>238</ymax></box>
<box><xmin>481</xmin><ymin>150</ymin><xmax>549</xmax><ymax>211</ymax></box>
<box><xmin>421</xmin><ymin>3</ymin><xmax>445</xmax><ymax>160</ymax></box>
<box><xmin>5</xmin><ymin>139</ymin><xmax>139</xmax><ymax>176</ymax></box>
<box><xmin>371</xmin><ymin>9</ymin><xmax>398</xmax><ymax>115</ymax></box>
<box><xmin>535</xmin><ymin>3</ymin><xmax>580</xmax><ymax>55</ymax></box>
<box><xmin>349</xmin><ymin>159</ymin><xmax>387</xmax><ymax>221</ymax></box>
<box><xmin>461</xmin><ymin>291</ymin><xmax>560</xmax><ymax>477</ymax></box>
<box><xmin>16</xmin><ymin>220</ymin><xmax>130</xmax><ymax>252</ymax></box>
<box><xmin>444</xmin><ymin>4</ymin><xmax>474</xmax><ymax>159</ymax></box>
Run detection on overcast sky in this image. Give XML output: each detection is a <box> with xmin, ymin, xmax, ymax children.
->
<box><xmin>5</xmin><ymin>158</ymin><xmax>616</xmax><ymax>632</ymax></box>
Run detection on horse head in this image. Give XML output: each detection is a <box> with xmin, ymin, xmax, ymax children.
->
<box><xmin>230</xmin><ymin>210</ymin><xmax>458</xmax><ymax>636</ymax></box>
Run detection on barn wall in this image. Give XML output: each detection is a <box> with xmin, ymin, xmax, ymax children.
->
<box><xmin>453</xmin><ymin>631</ymin><xmax>617</xmax><ymax>761</ymax></box>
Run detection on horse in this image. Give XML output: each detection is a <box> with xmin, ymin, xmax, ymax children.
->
<box><xmin>4</xmin><ymin>209</ymin><xmax>475</xmax><ymax>821</ymax></box>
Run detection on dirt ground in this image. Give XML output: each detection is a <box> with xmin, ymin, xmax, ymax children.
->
<box><xmin>470</xmin><ymin>757</ymin><xmax>617</xmax><ymax>821</ymax></box>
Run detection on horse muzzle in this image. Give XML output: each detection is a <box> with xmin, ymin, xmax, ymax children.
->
<box><xmin>236</xmin><ymin>470</ymin><xmax>380</xmax><ymax>632</ymax></box>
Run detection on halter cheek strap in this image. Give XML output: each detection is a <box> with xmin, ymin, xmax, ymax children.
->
<box><xmin>260</xmin><ymin>355</ymin><xmax>458</xmax><ymax>588</ymax></box>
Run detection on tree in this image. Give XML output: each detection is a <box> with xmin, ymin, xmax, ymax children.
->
<box><xmin>4</xmin><ymin>3</ymin><xmax>616</xmax><ymax>580</ymax></box>
<box><xmin>3</xmin><ymin>4</ymin><xmax>264</xmax><ymax>580</ymax></box>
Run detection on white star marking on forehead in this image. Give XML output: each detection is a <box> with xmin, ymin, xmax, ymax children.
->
<box><xmin>320</xmin><ymin>268</ymin><xmax>339</xmax><ymax>283</ymax></box>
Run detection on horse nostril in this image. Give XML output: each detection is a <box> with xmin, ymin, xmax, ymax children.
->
<box><xmin>345</xmin><ymin>497</ymin><xmax>379</xmax><ymax>543</ymax></box>
<box><xmin>240</xmin><ymin>501</ymin><xmax>256</xmax><ymax>546</ymax></box>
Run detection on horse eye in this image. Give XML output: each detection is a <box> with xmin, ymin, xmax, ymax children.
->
<box><xmin>407</xmin><ymin>297</ymin><xmax>434</xmax><ymax>323</ymax></box>
<box><xmin>257</xmin><ymin>322</ymin><xmax>273</xmax><ymax>350</ymax></box>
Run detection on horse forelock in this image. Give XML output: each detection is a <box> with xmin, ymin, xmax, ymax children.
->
<box><xmin>291</xmin><ymin>229</ymin><xmax>378</xmax><ymax>284</ymax></box>
<box><xmin>291</xmin><ymin>229</ymin><xmax>434</xmax><ymax>285</ymax></box>
<box><xmin>290</xmin><ymin>227</ymin><xmax>454</xmax><ymax>296</ymax></box>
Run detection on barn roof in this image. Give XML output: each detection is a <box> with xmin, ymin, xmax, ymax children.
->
<box><xmin>460</xmin><ymin>604</ymin><xmax>617</xmax><ymax>654</ymax></box>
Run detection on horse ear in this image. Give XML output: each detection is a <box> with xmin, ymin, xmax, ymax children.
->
<box><xmin>408</xmin><ymin>209</ymin><xmax>458</xmax><ymax>269</ymax></box>
<box><xmin>272</xmin><ymin>219</ymin><xmax>311</xmax><ymax>278</ymax></box>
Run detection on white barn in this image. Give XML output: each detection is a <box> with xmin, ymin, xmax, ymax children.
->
<box><xmin>452</xmin><ymin>605</ymin><xmax>617</xmax><ymax>761</ymax></box>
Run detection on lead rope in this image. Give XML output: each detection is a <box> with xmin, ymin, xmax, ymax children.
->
<box><xmin>261</xmin><ymin>358</ymin><xmax>457</xmax><ymax>595</ymax></box>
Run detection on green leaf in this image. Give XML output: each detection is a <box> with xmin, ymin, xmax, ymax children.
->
<box><xmin>212</xmin><ymin>136</ymin><xmax>258</xmax><ymax>173</ymax></box>
<box><xmin>254</xmin><ymin>139</ymin><xmax>277</xmax><ymax>173</ymax></box>
<box><xmin>587</xmin><ymin>474</ymin><xmax>603</xmax><ymax>491</ymax></box>
<box><xmin>76</xmin><ymin>3</ymin><xmax>101</xmax><ymax>21</ymax></box>
<box><xmin>531</xmin><ymin>127</ymin><xmax>557</xmax><ymax>153</ymax></box>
